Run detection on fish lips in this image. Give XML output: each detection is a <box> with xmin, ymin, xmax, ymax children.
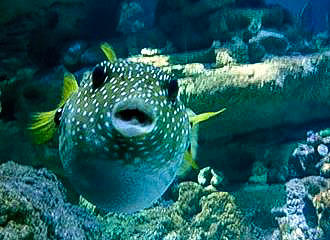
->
<box><xmin>111</xmin><ymin>98</ymin><xmax>158</xmax><ymax>138</ymax></box>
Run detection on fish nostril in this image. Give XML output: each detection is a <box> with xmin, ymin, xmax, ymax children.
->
<box><xmin>115</xmin><ymin>109</ymin><xmax>153</xmax><ymax>127</ymax></box>
<box><xmin>112</xmin><ymin>100</ymin><xmax>156</xmax><ymax>138</ymax></box>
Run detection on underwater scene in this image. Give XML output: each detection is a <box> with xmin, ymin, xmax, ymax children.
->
<box><xmin>0</xmin><ymin>0</ymin><xmax>329</xmax><ymax>239</ymax></box>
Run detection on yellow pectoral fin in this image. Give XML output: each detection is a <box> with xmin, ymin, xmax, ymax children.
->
<box><xmin>184</xmin><ymin>150</ymin><xmax>199</xmax><ymax>170</ymax></box>
<box><xmin>27</xmin><ymin>110</ymin><xmax>58</xmax><ymax>144</ymax></box>
<box><xmin>28</xmin><ymin>72</ymin><xmax>79</xmax><ymax>144</ymax></box>
<box><xmin>189</xmin><ymin>108</ymin><xmax>226</xmax><ymax>127</ymax></box>
<box><xmin>100</xmin><ymin>42</ymin><xmax>117</xmax><ymax>63</ymax></box>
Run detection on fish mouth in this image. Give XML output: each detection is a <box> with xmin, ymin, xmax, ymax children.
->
<box><xmin>112</xmin><ymin>98</ymin><xmax>157</xmax><ymax>137</ymax></box>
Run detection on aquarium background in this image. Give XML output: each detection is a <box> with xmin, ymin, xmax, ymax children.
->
<box><xmin>0</xmin><ymin>0</ymin><xmax>329</xmax><ymax>239</ymax></box>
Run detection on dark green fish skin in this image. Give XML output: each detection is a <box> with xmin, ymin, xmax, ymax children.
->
<box><xmin>59</xmin><ymin>60</ymin><xmax>190</xmax><ymax>213</ymax></box>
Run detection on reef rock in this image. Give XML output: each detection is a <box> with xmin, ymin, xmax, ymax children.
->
<box><xmin>102</xmin><ymin>182</ymin><xmax>244</xmax><ymax>240</ymax></box>
<box><xmin>313</xmin><ymin>189</ymin><xmax>330</xmax><ymax>239</ymax></box>
<box><xmin>248</xmin><ymin>30</ymin><xmax>289</xmax><ymax>62</ymax></box>
<box><xmin>130</xmin><ymin>49</ymin><xmax>330</xmax><ymax>183</ymax></box>
<box><xmin>271</xmin><ymin>177</ymin><xmax>329</xmax><ymax>240</ymax></box>
<box><xmin>289</xmin><ymin>130</ymin><xmax>330</xmax><ymax>179</ymax></box>
<box><xmin>0</xmin><ymin>161</ymin><xmax>102</xmax><ymax>240</ymax></box>
<box><xmin>0</xmin><ymin>161</ymin><xmax>246</xmax><ymax>239</ymax></box>
<box><xmin>117</xmin><ymin>0</ymin><xmax>158</xmax><ymax>34</ymax></box>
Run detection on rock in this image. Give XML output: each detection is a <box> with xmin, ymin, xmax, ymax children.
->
<box><xmin>117</xmin><ymin>0</ymin><xmax>158</xmax><ymax>34</ymax></box>
<box><xmin>215</xmin><ymin>48</ymin><xmax>236</xmax><ymax>67</ymax></box>
<box><xmin>320</xmin><ymin>163</ymin><xmax>330</xmax><ymax>178</ymax></box>
<box><xmin>182</xmin><ymin>0</ymin><xmax>235</xmax><ymax>18</ymax></box>
<box><xmin>248</xmin><ymin>37</ymin><xmax>267</xmax><ymax>63</ymax></box>
<box><xmin>197</xmin><ymin>167</ymin><xmax>227</xmax><ymax>189</ymax></box>
<box><xmin>0</xmin><ymin>161</ymin><xmax>246</xmax><ymax>239</ymax></box>
<box><xmin>248</xmin><ymin>161</ymin><xmax>268</xmax><ymax>184</ymax></box>
<box><xmin>198</xmin><ymin>166</ymin><xmax>212</xmax><ymax>186</ymax></box>
<box><xmin>102</xmin><ymin>181</ymin><xmax>244</xmax><ymax>240</ymax></box>
<box><xmin>317</xmin><ymin>144</ymin><xmax>328</xmax><ymax>157</ymax></box>
<box><xmin>208</xmin><ymin>7</ymin><xmax>286</xmax><ymax>42</ymax></box>
<box><xmin>248</xmin><ymin>30</ymin><xmax>289</xmax><ymax>62</ymax></box>
<box><xmin>210</xmin><ymin>168</ymin><xmax>226</xmax><ymax>188</ymax></box>
<box><xmin>233</xmin><ymin>184</ymin><xmax>286</xmax><ymax>231</ymax></box>
<box><xmin>289</xmin><ymin>129</ymin><xmax>330</xmax><ymax>179</ymax></box>
<box><xmin>156</xmin><ymin>1</ymin><xmax>286</xmax><ymax>51</ymax></box>
<box><xmin>214</xmin><ymin>37</ymin><xmax>249</xmax><ymax>67</ymax></box>
<box><xmin>80</xmin><ymin>44</ymin><xmax>106</xmax><ymax>67</ymax></box>
<box><xmin>0</xmin><ymin>161</ymin><xmax>103</xmax><ymax>240</ymax></box>
<box><xmin>193</xmin><ymin>191</ymin><xmax>243</xmax><ymax>240</ymax></box>
<box><xmin>62</xmin><ymin>41</ymin><xmax>88</xmax><ymax>71</ymax></box>
<box><xmin>129</xmin><ymin>48</ymin><xmax>330</xmax><ymax>183</ymax></box>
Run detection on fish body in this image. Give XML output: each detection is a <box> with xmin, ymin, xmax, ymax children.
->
<box><xmin>59</xmin><ymin>60</ymin><xmax>190</xmax><ymax>213</ymax></box>
<box><xmin>28</xmin><ymin>43</ymin><xmax>225</xmax><ymax>213</ymax></box>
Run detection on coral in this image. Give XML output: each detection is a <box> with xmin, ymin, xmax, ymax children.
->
<box><xmin>271</xmin><ymin>177</ymin><xmax>329</xmax><ymax>240</ymax></box>
<box><xmin>0</xmin><ymin>161</ymin><xmax>103</xmax><ymax>240</ymax></box>
<box><xmin>289</xmin><ymin>130</ymin><xmax>330</xmax><ymax>179</ymax></box>
<box><xmin>313</xmin><ymin>189</ymin><xmax>330</xmax><ymax>239</ymax></box>
<box><xmin>102</xmin><ymin>182</ymin><xmax>244</xmax><ymax>240</ymax></box>
<box><xmin>0</xmin><ymin>161</ymin><xmax>244</xmax><ymax>239</ymax></box>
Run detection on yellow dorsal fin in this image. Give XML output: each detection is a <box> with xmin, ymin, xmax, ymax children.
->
<box><xmin>28</xmin><ymin>73</ymin><xmax>79</xmax><ymax>144</ymax></box>
<box><xmin>100</xmin><ymin>42</ymin><xmax>117</xmax><ymax>63</ymax></box>
<box><xmin>189</xmin><ymin>108</ymin><xmax>226</xmax><ymax>127</ymax></box>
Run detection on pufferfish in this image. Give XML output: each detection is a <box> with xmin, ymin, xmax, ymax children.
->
<box><xmin>29</xmin><ymin>43</ymin><xmax>225</xmax><ymax>213</ymax></box>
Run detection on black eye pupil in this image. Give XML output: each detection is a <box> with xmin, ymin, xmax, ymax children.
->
<box><xmin>168</xmin><ymin>79</ymin><xmax>179</xmax><ymax>102</ymax></box>
<box><xmin>92</xmin><ymin>65</ymin><xmax>107</xmax><ymax>88</ymax></box>
<box><xmin>54</xmin><ymin>108</ymin><xmax>62</xmax><ymax>126</ymax></box>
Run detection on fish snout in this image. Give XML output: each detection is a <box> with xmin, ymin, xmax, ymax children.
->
<box><xmin>111</xmin><ymin>99</ymin><xmax>157</xmax><ymax>137</ymax></box>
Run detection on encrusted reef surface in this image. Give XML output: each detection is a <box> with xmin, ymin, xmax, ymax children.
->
<box><xmin>0</xmin><ymin>162</ymin><xmax>328</xmax><ymax>240</ymax></box>
<box><xmin>0</xmin><ymin>161</ymin><xmax>103</xmax><ymax>240</ymax></box>
<box><xmin>0</xmin><ymin>161</ymin><xmax>246</xmax><ymax>240</ymax></box>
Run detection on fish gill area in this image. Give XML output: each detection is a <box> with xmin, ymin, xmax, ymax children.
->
<box><xmin>0</xmin><ymin>0</ymin><xmax>329</xmax><ymax>239</ymax></box>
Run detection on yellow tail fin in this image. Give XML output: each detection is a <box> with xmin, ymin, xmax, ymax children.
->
<box><xmin>100</xmin><ymin>42</ymin><xmax>117</xmax><ymax>63</ymax></box>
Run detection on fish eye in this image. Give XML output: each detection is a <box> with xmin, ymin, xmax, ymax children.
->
<box><xmin>54</xmin><ymin>108</ymin><xmax>63</xmax><ymax>126</ymax></box>
<box><xmin>92</xmin><ymin>65</ymin><xmax>107</xmax><ymax>89</ymax></box>
<box><xmin>168</xmin><ymin>79</ymin><xmax>179</xmax><ymax>103</ymax></box>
